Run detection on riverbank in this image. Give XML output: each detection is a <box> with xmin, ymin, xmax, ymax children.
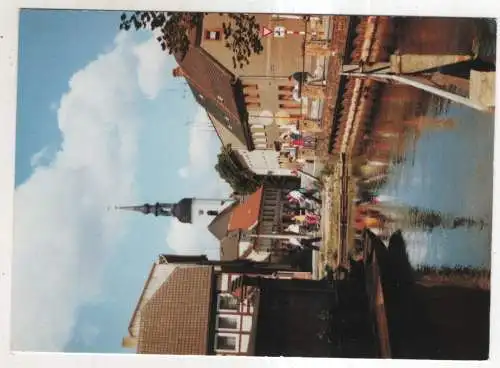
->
<box><xmin>363</xmin><ymin>230</ymin><xmax>490</xmax><ymax>359</ymax></box>
<box><xmin>315</xmin><ymin>16</ymin><xmax>495</xmax><ymax>275</ymax></box>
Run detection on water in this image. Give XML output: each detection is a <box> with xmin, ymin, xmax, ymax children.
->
<box><xmin>374</xmin><ymin>103</ymin><xmax>494</xmax><ymax>269</ymax></box>
<box><xmin>354</xmin><ymin>18</ymin><xmax>497</xmax><ymax>270</ymax></box>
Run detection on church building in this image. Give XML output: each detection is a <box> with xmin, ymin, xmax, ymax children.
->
<box><xmin>116</xmin><ymin>197</ymin><xmax>234</xmax><ymax>225</ymax></box>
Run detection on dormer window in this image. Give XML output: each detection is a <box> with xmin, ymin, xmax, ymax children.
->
<box><xmin>217</xmin><ymin>95</ymin><xmax>224</xmax><ymax>103</ymax></box>
<box><xmin>205</xmin><ymin>30</ymin><xmax>221</xmax><ymax>40</ymax></box>
<box><xmin>198</xmin><ymin>94</ymin><xmax>205</xmax><ymax>100</ymax></box>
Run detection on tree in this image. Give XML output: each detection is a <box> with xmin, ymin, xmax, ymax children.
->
<box><xmin>214</xmin><ymin>146</ymin><xmax>262</xmax><ymax>194</ymax></box>
<box><xmin>119</xmin><ymin>12</ymin><xmax>264</xmax><ymax>69</ymax></box>
<box><xmin>214</xmin><ymin>145</ymin><xmax>299</xmax><ymax>195</ymax></box>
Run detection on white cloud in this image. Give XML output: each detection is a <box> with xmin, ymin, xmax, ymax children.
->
<box><xmin>166</xmin><ymin>220</ymin><xmax>220</xmax><ymax>260</ymax></box>
<box><xmin>167</xmin><ymin>108</ymin><xmax>231</xmax><ymax>259</ymax></box>
<box><xmin>179</xmin><ymin>109</ymin><xmax>227</xmax><ymax>182</ymax></box>
<box><xmin>79</xmin><ymin>324</ymin><xmax>100</xmax><ymax>346</ymax></box>
<box><xmin>182</xmin><ymin>109</ymin><xmax>218</xmax><ymax>171</ymax></box>
<box><xmin>11</xmin><ymin>32</ymin><xmax>164</xmax><ymax>352</ymax></box>
<box><xmin>132</xmin><ymin>36</ymin><xmax>174</xmax><ymax>99</ymax></box>
<box><xmin>178</xmin><ymin>108</ymin><xmax>231</xmax><ymax>198</ymax></box>
<box><xmin>30</xmin><ymin>146</ymin><xmax>50</xmax><ymax>168</ymax></box>
<box><xmin>177</xmin><ymin>166</ymin><xmax>190</xmax><ymax>178</ymax></box>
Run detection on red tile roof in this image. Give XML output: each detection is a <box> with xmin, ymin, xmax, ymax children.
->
<box><xmin>137</xmin><ymin>266</ymin><xmax>214</xmax><ymax>355</ymax></box>
<box><xmin>227</xmin><ymin>187</ymin><xmax>263</xmax><ymax>231</ymax></box>
<box><xmin>176</xmin><ymin>46</ymin><xmax>241</xmax><ymax>122</ymax></box>
<box><xmin>172</xmin><ymin>24</ymin><xmax>253</xmax><ymax>150</ymax></box>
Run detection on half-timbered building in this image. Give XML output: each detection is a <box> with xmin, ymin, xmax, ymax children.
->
<box><xmin>123</xmin><ymin>253</ymin><xmax>376</xmax><ymax>357</ymax></box>
<box><xmin>122</xmin><ymin>254</ymin><xmax>315</xmax><ymax>355</ymax></box>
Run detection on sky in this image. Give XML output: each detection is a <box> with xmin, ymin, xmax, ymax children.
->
<box><xmin>12</xmin><ymin>9</ymin><xmax>230</xmax><ymax>353</ymax></box>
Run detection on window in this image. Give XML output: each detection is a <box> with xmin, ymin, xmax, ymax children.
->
<box><xmin>215</xmin><ymin>334</ymin><xmax>238</xmax><ymax>351</ymax></box>
<box><xmin>216</xmin><ymin>274</ymin><xmax>223</xmax><ymax>290</ymax></box>
<box><xmin>198</xmin><ymin>209</ymin><xmax>204</xmax><ymax>215</ymax></box>
<box><xmin>207</xmin><ymin>210</ymin><xmax>218</xmax><ymax>216</ymax></box>
<box><xmin>218</xmin><ymin>294</ymin><xmax>239</xmax><ymax>311</ymax></box>
<box><xmin>216</xmin><ymin>315</ymin><xmax>239</xmax><ymax>330</ymax></box>
<box><xmin>205</xmin><ymin>30</ymin><xmax>221</xmax><ymax>40</ymax></box>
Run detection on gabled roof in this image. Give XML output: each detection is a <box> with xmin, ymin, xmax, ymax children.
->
<box><xmin>207</xmin><ymin>200</ymin><xmax>239</xmax><ymax>241</ymax></box>
<box><xmin>175</xmin><ymin>55</ymin><xmax>252</xmax><ymax>148</ymax></box>
<box><xmin>227</xmin><ymin>187</ymin><xmax>264</xmax><ymax>232</ymax></box>
<box><xmin>207</xmin><ymin>113</ymin><xmax>248</xmax><ymax>150</ymax></box>
<box><xmin>174</xmin><ymin>25</ymin><xmax>253</xmax><ymax>150</ymax></box>
<box><xmin>137</xmin><ymin>266</ymin><xmax>214</xmax><ymax>355</ymax></box>
<box><xmin>127</xmin><ymin>261</ymin><xmax>178</xmax><ymax>338</ymax></box>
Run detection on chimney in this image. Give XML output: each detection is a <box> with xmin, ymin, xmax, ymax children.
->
<box><xmin>121</xmin><ymin>335</ymin><xmax>138</xmax><ymax>349</ymax></box>
<box><xmin>172</xmin><ymin>67</ymin><xmax>184</xmax><ymax>77</ymax></box>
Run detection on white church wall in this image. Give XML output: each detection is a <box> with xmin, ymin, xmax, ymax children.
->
<box><xmin>191</xmin><ymin>199</ymin><xmax>233</xmax><ymax>225</ymax></box>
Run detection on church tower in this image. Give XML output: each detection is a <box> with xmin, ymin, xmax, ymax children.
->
<box><xmin>116</xmin><ymin>197</ymin><xmax>233</xmax><ymax>224</ymax></box>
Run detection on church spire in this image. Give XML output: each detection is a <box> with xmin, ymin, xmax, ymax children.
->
<box><xmin>115</xmin><ymin>197</ymin><xmax>232</xmax><ymax>225</ymax></box>
<box><xmin>115</xmin><ymin>202</ymin><xmax>174</xmax><ymax>217</ymax></box>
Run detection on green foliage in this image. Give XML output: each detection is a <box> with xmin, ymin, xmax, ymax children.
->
<box><xmin>214</xmin><ymin>145</ymin><xmax>293</xmax><ymax>194</ymax></box>
<box><xmin>214</xmin><ymin>146</ymin><xmax>262</xmax><ymax>194</ymax></box>
<box><xmin>119</xmin><ymin>12</ymin><xmax>263</xmax><ymax>69</ymax></box>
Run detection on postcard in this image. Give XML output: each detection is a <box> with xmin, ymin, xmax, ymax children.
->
<box><xmin>3</xmin><ymin>2</ymin><xmax>498</xmax><ymax>365</ymax></box>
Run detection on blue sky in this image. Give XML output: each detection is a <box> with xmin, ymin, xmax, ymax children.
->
<box><xmin>12</xmin><ymin>9</ymin><xmax>230</xmax><ymax>353</ymax></box>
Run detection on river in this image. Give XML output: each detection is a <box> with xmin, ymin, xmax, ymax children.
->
<box><xmin>369</xmin><ymin>102</ymin><xmax>494</xmax><ymax>269</ymax></box>
<box><xmin>355</xmin><ymin>18</ymin><xmax>497</xmax><ymax>270</ymax></box>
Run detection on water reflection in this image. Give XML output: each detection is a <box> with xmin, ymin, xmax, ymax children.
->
<box><xmin>354</xmin><ymin>101</ymin><xmax>494</xmax><ymax>269</ymax></box>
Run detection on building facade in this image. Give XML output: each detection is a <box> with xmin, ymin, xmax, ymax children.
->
<box><xmin>124</xmin><ymin>255</ymin><xmax>374</xmax><ymax>357</ymax></box>
<box><xmin>174</xmin><ymin>14</ymin><xmax>331</xmax><ymax>176</ymax></box>
<box><xmin>207</xmin><ymin>185</ymin><xmax>312</xmax><ymax>272</ymax></box>
<box><xmin>123</xmin><ymin>255</ymin><xmax>309</xmax><ymax>355</ymax></box>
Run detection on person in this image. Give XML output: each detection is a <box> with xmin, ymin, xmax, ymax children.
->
<box><xmin>289</xmin><ymin>71</ymin><xmax>325</xmax><ymax>102</ymax></box>
<box><xmin>289</xmin><ymin>129</ymin><xmax>302</xmax><ymax>141</ymax></box>
<box><xmin>287</xmin><ymin>236</ymin><xmax>321</xmax><ymax>251</ymax></box>
<box><xmin>305</xmin><ymin>212</ymin><xmax>321</xmax><ymax>226</ymax></box>
<box><xmin>287</xmin><ymin>191</ymin><xmax>307</xmax><ymax>208</ymax></box>
<box><xmin>285</xmin><ymin>223</ymin><xmax>301</xmax><ymax>234</ymax></box>
<box><xmin>298</xmin><ymin>188</ymin><xmax>322</xmax><ymax>204</ymax></box>
<box><xmin>293</xmin><ymin>214</ymin><xmax>307</xmax><ymax>223</ymax></box>
<box><xmin>289</xmin><ymin>71</ymin><xmax>315</xmax><ymax>85</ymax></box>
<box><xmin>300</xmin><ymin>236</ymin><xmax>322</xmax><ymax>251</ymax></box>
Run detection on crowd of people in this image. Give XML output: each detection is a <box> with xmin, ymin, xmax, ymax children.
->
<box><xmin>281</xmin><ymin>187</ymin><xmax>323</xmax><ymax>252</ymax></box>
